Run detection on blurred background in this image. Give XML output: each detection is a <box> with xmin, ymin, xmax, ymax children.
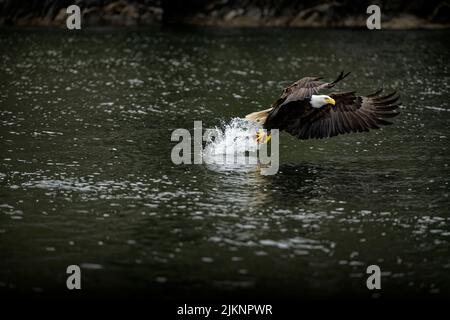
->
<box><xmin>0</xmin><ymin>0</ymin><xmax>449</xmax><ymax>28</ymax></box>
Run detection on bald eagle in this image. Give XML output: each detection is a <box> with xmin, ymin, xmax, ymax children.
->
<box><xmin>245</xmin><ymin>72</ymin><xmax>400</xmax><ymax>143</ymax></box>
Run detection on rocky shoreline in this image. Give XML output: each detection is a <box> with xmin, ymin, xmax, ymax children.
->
<box><xmin>1</xmin><ymin>0</ymin><xmax>449</xmax><ymax>29</ymax></box>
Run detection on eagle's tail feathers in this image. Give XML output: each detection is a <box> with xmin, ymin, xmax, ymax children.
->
<box><xmin>245</xmin><ymin>108</ymin><xmax>272</xmax><ymax>125</ymax></box>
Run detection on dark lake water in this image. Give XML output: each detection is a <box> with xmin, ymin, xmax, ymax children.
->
<box><xmin>0</xmin><ymin>27</ymin><xmax>449</xmax><ymax>300</ymax></box>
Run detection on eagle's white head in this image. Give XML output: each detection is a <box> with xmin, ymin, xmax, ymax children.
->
<box><xmin>310</xmin><ymin>95</ymin><xmax>336</xmax><ymax>109</ymax></box>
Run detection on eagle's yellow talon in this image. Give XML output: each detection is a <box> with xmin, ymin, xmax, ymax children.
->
<box><xmin>256</xmin><ymin>129</ymin><xmax>271</xmax><ymax>144</ymax></box>
<box><xmin>256</xmin><ymin>130</ymin><xmax>262</xmax><ymax>142</ymax></box>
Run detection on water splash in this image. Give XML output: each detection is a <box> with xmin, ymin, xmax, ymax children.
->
<box><xmin>203</xmin><ymin>117</ymin><xmax>261</xmax><ymax>167</ymax></box>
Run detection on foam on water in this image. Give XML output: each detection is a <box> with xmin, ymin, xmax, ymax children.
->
<box><xmin>203</xmin><ymin>117</ymin><xmax>261</xmax><ymax>165</ymax></box>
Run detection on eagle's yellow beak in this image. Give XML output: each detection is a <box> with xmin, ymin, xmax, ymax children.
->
<box><xmin>325</xmin><ymin>97</ymin><xmax>336</xmax><ymax>105</ymax></box>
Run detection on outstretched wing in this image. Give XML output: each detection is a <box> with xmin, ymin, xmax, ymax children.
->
<box><xmin>265</xmin><ymin>90</ymin><xmax>401</xmax><ymax>140</ymax></box>
<box><xmin>273</xmin><ymin>71</ymin><xmax>351</xmax><ymax>107</ymax></box>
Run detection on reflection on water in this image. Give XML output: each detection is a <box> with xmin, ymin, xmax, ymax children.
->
<box><xmin>0</xmin><ymin>27</ymin><xmax>449</xmax><ymax>299</ymax></box>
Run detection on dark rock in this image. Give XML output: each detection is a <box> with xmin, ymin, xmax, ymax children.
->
<box><xmin>0</xmin><ymin>0</ymin><xmax>448</xmax><ymax>28</ymax></box>
<box><xmin>430</xmin><ymin>1</ymin><xmax>450</xmax><ymax>23</ymax></box>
